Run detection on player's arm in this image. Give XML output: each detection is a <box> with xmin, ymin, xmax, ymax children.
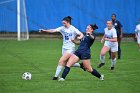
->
<box><xmin>101</xmin><ymin>34</ymin><xmax>105</xmax><ymax>43</ymax></box>
<box><xmin>120</xmin><ymin>27</ymin><xmax>123</xmax><ymax>38</ymax></box>
<box><xmin>72</xmin><ymin>29</ymin><xmax>84</xmax><ymax>45</ymax></box>
<box><xmin>71</xmin><ymin>35</ymin><xmax>81</xmax><ymax>45</ymax></box>
<box><xmin>87</xmin><ymin>33</ymin><xmax>94</xmax><ymax>40</ymax></box>
<box><xmin>135</xmin><ymin>28</ymin><xmax>138</xmax><ymax>38</ymax></box>
<box><xmin>76</xmin><ymin>32</ymin><xmax>84</xmax><ymax>40</ymax></box>
<box><xmin>135</xmin><ymin>32</ymin><xmax>138</xmax><ymax>38</ymax></box>
<box><xmin>39</xmin><ymin>29</ymin><xmax>58</xmax><ymax>33</ymax></box>
<box><xmin>71</xmin><ymin>39</ymin><xmax>81</xmax><ymax>45</ymax></box>
<box><xmin>119</xmin><ymin>21</ymin><xmax>123</xmax><ymax>38</ymax></box>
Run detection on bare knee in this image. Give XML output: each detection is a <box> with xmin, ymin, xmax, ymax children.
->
<box><xmin>66</xmin><ymin>55</ymin><xmax>79</xmax><ymax>67</ymax></box>
<box><xmin>86</xmin><ymin>68</ymin><xmax>93</xmax><ymax>73</ymax></box>
<box><xmin>111</xmin><ymin>52</ymin><xmax>116</xmax><ymax>59</ymax></box>
<box><xmin>100</xmin><ymin>46</ymin><xmax>109</xmax><ymax>56</ymax></box>
<box><xmin>58</xmin><ymin>60</ymin><xmax>66</xmax><ymax>66</ymax></box>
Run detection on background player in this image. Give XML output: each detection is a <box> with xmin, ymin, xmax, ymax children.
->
<box><xmin>58</xmin><ymin>24</ymin><xmax>104</xmax><ymax>81</ymax></box>
<box><xmin>109</xmin><ymin>13</ymin><xmax>123</xmax><ymax>59</ymax></box>
<box><xmin>40</xmin><ymin>16</ymin><xmax>84</xmax><ymax>80</ymax></box>
<box><xmin>98</xmin><ymin>21</ymin><xmax>118</xmax><ymax>70</ymax></box>
<box><xmin>135</xmin><ymin>19</ymin><xmax>140</xmax><ymax>51</ymax></box>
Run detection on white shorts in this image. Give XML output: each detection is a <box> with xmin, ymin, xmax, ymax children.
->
<box><xmin>62</xmin><ymin>48</ymin><xmax>75</xmax><ymax>55</ymax></box>
<box><xmin>137</xmin><ymin>37</ymin><xmax>140</xmax><ymax>44</ymax></box>
<box><xmin>104</xmin><ymin>42</ymin><xmax>118</xmax><ymax>52</ymax></box>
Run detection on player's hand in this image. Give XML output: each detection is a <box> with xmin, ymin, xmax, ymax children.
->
<box><xmin>39</xmin><ymin>29</ymin><xmax>44</xmax><ymax>32</ymax></box>
<box><xmin>101</xmin><ymin>39</ymin><xmax>104</xmax><ymax>43</ymax></box>
<box><xmin>135</xmin><ymin>35</ymin><xmax>137</xmax><ymax>39</ymax></box>
<box><xmin>71</xmin><ymin>38</ymin><xmax>75</xmax><ymax>43</ymax></box>
<box><xmin>86</xmin><ymin>32</ymin><xmax>91</xmax><ymax>36</ymax></box>
<box><xmin>105</xmin><ymin>38</ymin><xmax>109</xmax><ymax>41</ymax></box>
<box><xmin>77</xmin><ymin>36</ymin><xmax>82</xmax><ymax>40</ymax></box>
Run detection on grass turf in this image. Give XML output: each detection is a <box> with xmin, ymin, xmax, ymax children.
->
<box><xmin>0</xmin><ymin>39</ymin><xmax>140</xmax><ymax>93</ymax></box>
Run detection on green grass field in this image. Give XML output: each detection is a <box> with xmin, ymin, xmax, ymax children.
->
<box><xmin>0</xmin><ymin>39</ymin><xmax>140</xmax><ymax>93</ymax></box>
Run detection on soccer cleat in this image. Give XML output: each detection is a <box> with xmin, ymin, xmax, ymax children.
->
<box><xmin>52</xmin><ymin>77</ymin><xmax>58</xmax><ymax>80</ymax></box>
<box><xmin>58</xmin><ymin>78</ymin><xmax>65</xmax><ymax>81</ymax></box>
<box><xmin>97</xmin><ymin>63</ymin><xmax>105</xmax><ymax>68</ymax></box>
<box><xmin>110</xmin><ymin>67</ymin><xmax>115</xmax><ymax>70</ymax></box>
<box><xmin>100</xmin><ymin>75</ymin><xmax>104</xmax><ymax>81</ymax></box>
<box><xmin>80</xmin><ymin>63</ymin><xmax>86</xmax><ymax>71</ymax></box>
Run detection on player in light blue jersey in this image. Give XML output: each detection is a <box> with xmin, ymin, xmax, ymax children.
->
<box><xmin>40</xmin><ymin>16</ymin><xmax>84</xmax><ymax>80</ymax></box>
<box><xmin>98</xmin><ymin>21</ymin><xmax>118</xmax><ymax>70</ymax></box>
<box><xmin>135</xmin><ymin>19</ymin><xmax>140</xmax><ymax>51</ymax></box>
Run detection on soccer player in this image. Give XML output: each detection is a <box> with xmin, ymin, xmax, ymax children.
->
<box><xmin>40</xmin><ymin>16</ymin><xmax>84</xmax><ymax>80</ymax></box>
<box><xmin>98</xmin><ymin>21</ymin><xmax>118</xmax><ymax>70</ymax></box>
<box><xmin>135</xmin><ymin>19</ymin><xmax>140</xmax><ymax>51</ymax></box>
<box><xmin>58</xmin><ymin>24</ymin><xmax>104</xmax><ymax>81</ymax></box>
<box><xmin>109</xmin><ymin>13</ymin><xmax>123</xmax><ymax>59</ymax></box>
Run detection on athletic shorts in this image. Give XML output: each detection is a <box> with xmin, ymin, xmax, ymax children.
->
<box><xmin>104</xmin><ymin>41</ymin><xmax>118</xmax><ymax>52</ymax></box>
<box><xmin>74</xmin><ymin>50</ymin><xmax>91</xmax><ymax>60</ymax></box>
<box><xmin>62</xmin><ymin>48</ymin><xmax>75</xmax><ymax>55</ymax></box>
<box><xmin>137</xmin><ymin>37</ymin><xmax>140</xmax><ymax>44</ymax></box>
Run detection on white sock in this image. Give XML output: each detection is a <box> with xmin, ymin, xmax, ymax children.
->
<box><xmin>111</xmin><ymin>58</ymin><xmax>116</xmax><ymax>67</ymax></box>
<box><xmin>72</xmin><ymin>63</ymin><xmax>80</xmax><ymax>67</ymax></box>
<box><xmin>100</xmin><ymin>55</ymin><xmax>105</xmax><ymax>63</ymax></box>
<box><xmin>54</xmin><ymin>65</ymin><xmax>63</xmax><ymax>77</ymax></box>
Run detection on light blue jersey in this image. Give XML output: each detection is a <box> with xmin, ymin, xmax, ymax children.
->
<box><xmin>55</xmin><ymin>25</ymin><xmax>81</xmax><ymax>50</ymax></box>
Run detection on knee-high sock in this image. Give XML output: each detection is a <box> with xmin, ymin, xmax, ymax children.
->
<box><xmin>100</xmin><ymin>55</ymin><xmax>105</xmax><ymax>63</ymax></box>
<box><xmin>91</xmin><ymin>69</ymin><xmax>101</xmax><ymax>78</ymax></box>
<box><xmin>54</xmin><ymin>65</ymin><xmax>63</xmax><ymax>77</ymax></box>
<box><xmin>62</xmin><ymin>66</ymin><xmax>70</xmax><ymax>79</ymax></box>
<box><xmin>72</xmin><ymin>63</ymin><xmax>80</xmax><ymax>67</ymax></box>
<box><xmin>109</xmin><ymin>50</ymin><xmax>111</xmax><ymax>58</ymax></box>
<box><xmin>118</xmin><ymin>46</ymin><xmax>121</xmax><ymax>58</ymax></box>
<box><xmin>111</xmin><ymin>58</ymin><xmax>116</xmax><ymax>67</ymax></box>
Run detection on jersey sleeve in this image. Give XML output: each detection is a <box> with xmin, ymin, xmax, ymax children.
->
<box><xmin>112</xmin><ymin>29</ymin><xmax>117</xmax><ymax>38</ymax></box>
<box><xmin>118</xmin><ymin>21</ymin><xmax>123</xmax><ymax>28</ymax></box>
<box><xmin>55</xmin><ymin>26</ymin><xmax>63</xmax><ymax>33</ymax></box>
<box><xmin>75</xmin><ymin>28</ymin><xmax>81</xmax><ymax>35</ymax></box>
<box><xmin>135</xmin><ymin>25</ymin><xmax>138</xmax><ymax>33</ymax></box>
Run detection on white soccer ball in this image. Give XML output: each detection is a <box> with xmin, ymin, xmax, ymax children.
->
<box><xmin>22</xmin><ymin>72</ymin><xmax>32</xmax><ymax>80</ymax></box>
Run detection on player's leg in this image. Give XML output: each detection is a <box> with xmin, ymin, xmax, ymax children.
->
<box><xmin>109</xmin><ymin>50</ymin><xmax>111</xmax><ymax>59</ymax></box>
<box><xmin>117</xmin><ymin>37</ymin><xmax>121</xmax><ymax>59</ymax></box>
<box><xmin>138</xmin><ymin>44</ymin><xmax>140</xmax><ymax>51</ymax></box>
<box><xmin>137</xmin><ymin>37</ymin><xmax>140</xmax><ymax>51</ymax></box>
<box><xmin>82</xmin><ymin>60</ymin><xmax>104</xmax><ymax>80</ymax></box>
<box><xmin>98</xmin><ymin>46</ymin><xmax>110</xmax><ymax>68</ymax></box>
<box><xmin>111</xmin><ymin>52</ymin><xmax>117</xmax><ymax>70</ymax></box>
<box><xmin>53</xmin><ymin>52</ymin><xmax>71</xmax><ymax>80</ymax></box>
<box><xmin>64</xmin><ymin>49</ymin><xmax>81</xmax><ymax>68</ymax></box>
<box><xmin>110</xmin><ymin>45</ymin><xmax>118</xmax><ymax>70</ymax></box>
<box><xmin>59</xmin><ymin>54</ymin><xmax>79</xmax><ymax>81</ymax></box>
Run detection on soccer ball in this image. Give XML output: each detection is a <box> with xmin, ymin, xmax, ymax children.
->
<box><xmin>22</xmin><ymin>72</ymin><xmax>32</xmax><ymax>80</ymax></box>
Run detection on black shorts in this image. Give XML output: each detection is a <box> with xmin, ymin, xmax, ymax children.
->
<box><xmin>74</xmin><ymin>50</ymin><xmax>91</xmax><ymax>60</ymax></box>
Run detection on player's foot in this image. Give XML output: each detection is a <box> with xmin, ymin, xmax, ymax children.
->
<box><xmin>97</xmin><ymin>63</ymin><xmax>105</xmax><ymax>68</ymax></box>
<box><xmin>52</xmin><ymin>77</ymin><xmax>58</xmax><ymax>80</ymax></box>
<box><xmin>110</xmin><ymin>67</ymin><xmax>115</xmax><ymax>70</ymax></box>
<box><xmin>100</xmin><ymin>75</ymin><xmax>104</xmax><ymax>81</ymax></box>
<box><xmin>58</xmin><ymin>78</ymin><xmax>65</xmax><ymax>81</ymax></box>
<box><xmin>80</xmin><ymin>63</ymin><xmax>86</xmax><ymax>71</ymax></box>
